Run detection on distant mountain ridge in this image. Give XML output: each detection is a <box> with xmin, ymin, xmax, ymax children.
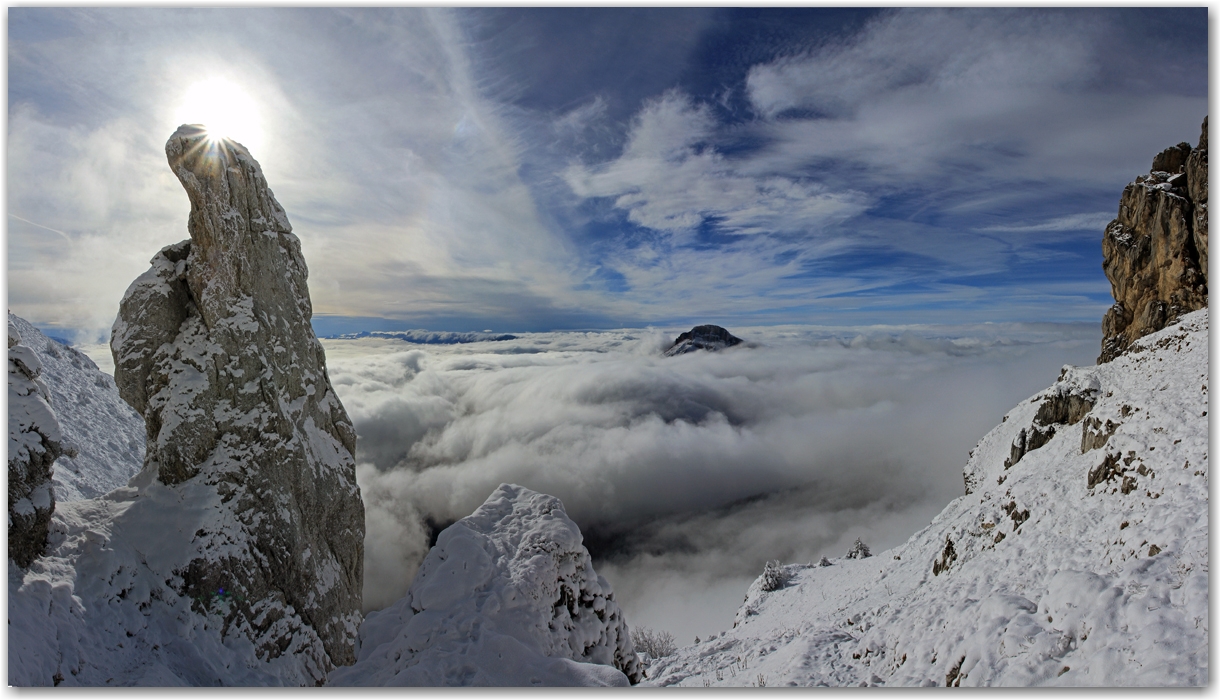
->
<box><xmin>325</xmin><ymin>329</ymin><xmax>517</xmax><ymax>344</ymax></box>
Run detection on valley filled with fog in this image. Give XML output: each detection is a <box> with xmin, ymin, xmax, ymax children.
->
<box><xmin>316</xmin><ymin>322</ymin><xmax>1100</xmax><ymax>643</ymax></box>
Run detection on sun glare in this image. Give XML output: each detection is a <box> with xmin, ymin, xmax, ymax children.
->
<box><xmin>174</xmin><ymin>77</ymin><xmax>263</xmax><ymax>152</ymax></box>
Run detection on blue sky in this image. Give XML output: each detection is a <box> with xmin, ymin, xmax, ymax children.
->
<box><xmin>7</xmin><ymin>8</ymin><xmax>1208</xmax><ymax>337</ymax></box>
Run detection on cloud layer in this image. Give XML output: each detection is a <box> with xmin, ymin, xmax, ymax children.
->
<box><xmin>325</xmin><ymin>323</ymin><xmax>1099</xmax><ymax>637</ymax></box>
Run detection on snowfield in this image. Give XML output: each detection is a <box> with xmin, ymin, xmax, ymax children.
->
<box><xmin>645</xmin><ymin>309</ymin><xmax>1208</xmax><ymax>687</ymax></box>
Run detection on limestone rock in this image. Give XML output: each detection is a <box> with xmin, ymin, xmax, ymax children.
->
<box><xmin>663</xmin><ymin>324</ymin><xmax>744</xmax><ymax>357</ymax></box>
<box><xmin>329</xmin><ymin>484</ymin><xmax>643</xmax><ymax>687</ymax></box>
<box><xmin>8</xmin><ymin>321</ymin><xmax>74</xmax><ymax>568</ymax></box>
<box><xmin>109</xmin><ymin>126</ymin><xmax>365</xmax><ymax>677</ymax></box>
<box><xmin>1100</xmin><ymin>117</ymin><xmax>1209</xmax><ymax>362</ymax></box>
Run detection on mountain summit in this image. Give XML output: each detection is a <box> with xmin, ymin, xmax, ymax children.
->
<box><xmin>663</xmin><ymin>324</ymin><xmax>744</xmax><ymax>357</ymax></box>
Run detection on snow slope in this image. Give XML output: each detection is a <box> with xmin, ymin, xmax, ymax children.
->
<box><xmin>329</xmin><ymin>484</ymin><xmax>642</xmax><ymax>686</ymax></box>
<box><xmin>8</xmin><ymin>313</ymin><xmax>144</xmax><ymax>502</ymax></box>
<box><xmin>646</xmin><ymin>309</ymin><xmax>1208</xmax><ymax>687</ymax></box>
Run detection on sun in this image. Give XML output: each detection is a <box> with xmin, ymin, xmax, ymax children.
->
<box><xmin>173</xmin><ymin>77</ymin><xmax>263</xmax><ymax>152</ymax></box>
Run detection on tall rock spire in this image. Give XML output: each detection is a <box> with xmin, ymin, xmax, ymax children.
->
<box><xmin>110</xmin><ymin>126</ymin><xmax>364</xmax><ymax>677</ymax></box>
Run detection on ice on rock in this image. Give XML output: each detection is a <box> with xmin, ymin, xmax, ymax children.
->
<box><xmin>329</xmin><ymin>484</ymin><xmax>643</xmax><ymax>687</ymax></box>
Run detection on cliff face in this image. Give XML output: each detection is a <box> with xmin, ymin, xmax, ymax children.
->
<box><xmin>7</xmin><ymin>322</ymin><xmax>74</xmax><ymax>568</ymax></box>
<box><xmin>109</xmin><ymin>126</ymin><xmax>364</xmax><ymax>676</ymax></box>
<box><xmin>1100</xmin><ymin>118</ymin><xmax>1208</xmax><ymax>363</ymax></box>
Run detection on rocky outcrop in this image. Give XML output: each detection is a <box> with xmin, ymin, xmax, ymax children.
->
<box><xmin>663</xmin><ymin>325</ymin><xmax>744</xmax><ymax>357</ymax></box>
<box><xmin>8</xmin><ymin>322</ymin><xmax>74</xmax><ymax>568</ymax></box>
<box><xmin>8</xmin><ymin>313</ymin><xmax>144</xmax><ymax>502</ymax></box>
<box><xmin>108</xmin><ymin>126</ymin><xmax>365</xmax><ymax>677</ymax></box>
<box><xmin>329</xmin><ymin>484</ymin><xmax>643</xmax><ymax>687</ymax></box>
<box><xmin>1100</xmin><ymin>117</ymin><xmax>1208</xmax><ymax>362</ymax></box>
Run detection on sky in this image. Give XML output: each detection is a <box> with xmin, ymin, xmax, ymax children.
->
<box><xmin>6</xmin><ymin>7</ymin><xmax>1209</xmax><ymax>339</ymax></box>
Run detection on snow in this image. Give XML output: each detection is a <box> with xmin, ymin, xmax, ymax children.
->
<box><xmin>645</xmin><ymin>310</ymin><xmax>1208</xmax><ymax>687</ymax></box>
<box><xmin>8</xmin><ymin>314</ymin><xmax>144</xmax><ymax>502</ymax></box>
<box><xmin>328</xmin><ymin>484</ymin><xmax>642</xmax><ymax>686</ymax></box>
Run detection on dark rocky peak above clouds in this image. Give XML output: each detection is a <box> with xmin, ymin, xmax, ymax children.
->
<box><xmin>663</xmin><ymin>324</ymin><xmax>744</xmax><ymax>357</ymax></box>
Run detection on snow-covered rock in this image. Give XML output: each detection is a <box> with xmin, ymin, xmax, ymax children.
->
<box><xmin>647</xmin><ymin>310</ymin><xmax>1208</xmax><ymax>687</ymax></box>
<box><xmin>329</xmin><ymin>484</ymin><xmax>643</xmax><ymax>686</ymax></box>
<box><xmin>7</xmin><ymin>313</ymin><xmax>143</xmax><ymax>502</ymax></box>
<box><xmin>9</xmin><ymin>127</ymin><xmax>364</xmax><ymax>686</ymax></box>
<box><xmin>8</xmin><ymin>321</ymin><xmax>74</xmax><ymax>568</ymax></box>
<box><xmin>663</xmin><ymin>324</ymin><xmax>744</xmax><ymax>357</ymax></box>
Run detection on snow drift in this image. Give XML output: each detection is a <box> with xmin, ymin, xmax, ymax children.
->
<box><xmin>646</xmin><ymin>309</ymin><xmax>1208</xmax><ymax>687</ymax></box>
<box><xmin>329</xmin><ymin>483</ymin><xmax>642</xmax><ymax>686</ymax></box>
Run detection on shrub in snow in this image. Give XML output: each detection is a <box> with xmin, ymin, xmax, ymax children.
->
<box><xmin>632</xmin><ymin>627</ymin><xmax>677</xmax><ymax>659</ymax></box>
<box><xmin>845</xmin><ymin>538</ymin><xmax>871</xmax><ymax>559</ymax></box>
<box><xmin>760</xmin><ymin>560</ymin><xmax>789</xmax><ymax>592</ymax></box>
<box><xmin>818</xmin><ymin>556</ymin><xmax>832</xmax><ymax>567</ymax></box>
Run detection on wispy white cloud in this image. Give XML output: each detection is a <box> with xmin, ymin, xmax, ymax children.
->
<box><xmin>564</xmin><ymin>91</ymin><xmax>871</xmax><ymax>236</ymax></box>
<box><xmin>978</xmin><ymin>212</ymin><xmax>1114</xmax><ymax>234</ymax></box>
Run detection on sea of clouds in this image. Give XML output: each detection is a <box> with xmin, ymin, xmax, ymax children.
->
<box><xmin>322</xmin><ymin>322</ymin><xmax>1100</xmax><ymax>643</ymax></box>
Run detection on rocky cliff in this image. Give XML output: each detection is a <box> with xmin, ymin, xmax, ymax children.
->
<box><xmin>329</xmin><ymin>484</ymin><xmax>643</xmax><ymax>686</ymax></box>
<box><xmin>8</xmin><ymin>321</ymin><xmax>74</xmax><ymax>568</ymax></box>
<box><xmin>1100</xmin><ymin>117</ymin><xmax>1208</xmax><ymax>362</ymax></box>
